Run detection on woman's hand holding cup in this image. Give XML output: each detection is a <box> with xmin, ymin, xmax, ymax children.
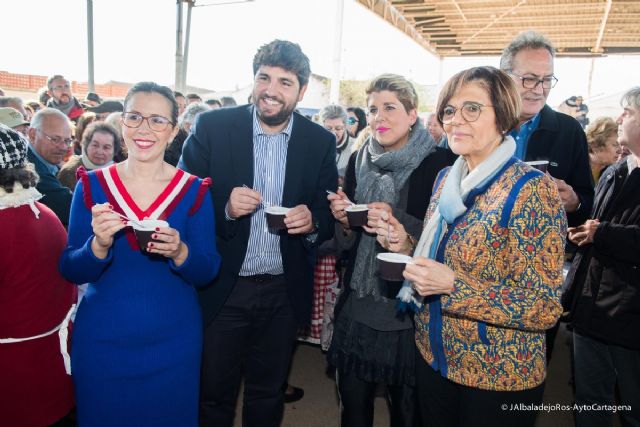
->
<box><xmin>146</xmin><ymin>226</ymin><xmax>189</xmax><ymax>266</ymax></box>
<box><xmin>403</xmin><ymin>257</ymin><xmax>456</xmax><ymax>297</ymax></box>
<box><xmin>91</xmin><ymin>203</ymin><xmax>127</xmax><ymax>259</ymax></box>
<box><xmin>375</xmin><ymin>211</ymin><xmax>413</xmax><ymax>255</ymax></box>
<box><xmin>327</xmin><ymin>187</ymin><xmax>352</xmax><ymax>227</ymax></box>
<box><xmin>362</xmin><ymin>202</ymin><xmax>392</xmax><ymax>234</ymax></box>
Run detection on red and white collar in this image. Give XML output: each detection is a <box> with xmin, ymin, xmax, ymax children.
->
<box><xmin>101</xmin><ymin>164</ymin><xmax>191</xmax><ymax>220</ymax></box>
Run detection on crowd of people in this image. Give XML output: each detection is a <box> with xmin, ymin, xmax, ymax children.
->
<box><xmin>1</xmin><ymin>31</ymin><xmax>639</xmax><ymax>427</ymax></box>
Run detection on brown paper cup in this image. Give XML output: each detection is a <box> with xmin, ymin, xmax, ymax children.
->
<box><xmin>377</xmin><ymin>253</ymin><xmax>412</xmax><ymax>282</ymax></box>
<box><xmin>265</xmin><ymin>206</ymin><xmax>290</xmax><ymax>230</ymax></box>
<box><xmin>130</xmin><ymin>219</ymin><xmax>169</xmax><ymax>252</ymax></box>
<box><xmin>345</xmin><ymin>204</ymin><xmax>369</xmax><ymax>227</ymax></box>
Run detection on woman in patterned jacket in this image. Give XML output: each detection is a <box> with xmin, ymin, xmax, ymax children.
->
<box><xmin>377</xmin><ymin>66</ymin><xmax>567</xmax><ymax>427</ymax></box>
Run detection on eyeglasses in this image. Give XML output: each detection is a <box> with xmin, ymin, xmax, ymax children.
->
<box><xmin>37</xmin><ymin>129</ymin><xmax>73</xmax><ymax>147</ymax></box>
<box><xmin>510</xmin><ymin>72</ymin><xmax>558</xmax><ymax>90</ymax></box>
<box><xmin>122</xmin><ymin>112</ymin><xmax>173</xmax><ymax>132</ymax></box>
<box><xmin>440</xmin><ymin>102</ymin><xmax>494</xmax><ymax>125</ymax></box>
<box><xmin>325</xmin><ymin>125</ymin><xmax>345</xmax><ymax>132</ymax></box>
<box><xmin>346</xmin><ymin>117</ymin><xmax>358</xmax><ymax>125</ymax></box>
<box><xmin>51</xmin><ymin>84</ymin><xmax>70</xmax><ymax>91</ymax></box>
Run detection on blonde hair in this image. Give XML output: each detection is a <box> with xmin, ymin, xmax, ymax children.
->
<box><xmin>586</xmin><ymin>117</ymin><xmax>618</xmax><ymax>153</ymax></box>
<box><xmin>352</xmin><ymin>126</ymin><xmax>372</xmax><ymax>151</ymax></box>
<box><xmin>365</xmin><ymin>74</ymin><xmax>418</xmax><ymax>112</ymax></box>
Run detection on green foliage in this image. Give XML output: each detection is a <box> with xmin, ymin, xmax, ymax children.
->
<box><xmin>338</xmin><ymin>79</ymin><xmax>437</xmax><ymax>112</ymax></box>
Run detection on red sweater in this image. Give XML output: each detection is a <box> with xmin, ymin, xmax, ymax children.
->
<box><xmin>0</xmin><ymin>201</ymin><xmax>77</xmax><ymax>426</ymax></box>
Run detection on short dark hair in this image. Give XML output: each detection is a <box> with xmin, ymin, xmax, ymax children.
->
<box><xmin>82</xmin><ymin>121</ymin><xmax>120</xmax><ymax>155</ymax></box>
<box><xmin>46</xmin><ymin>74</ymin><xmax>68</xmax><ymax>90</ymax></box>
<box><xmin>38</xmin><ymin>87</ymin><xmax>51</xmax><ymax>105</ymax></box>
<box><xmin>206</xmin><ymin>98</ymin><xmax>222</xmax><ymax>108</ymax></box>
<box><xmin>186</xmin><ymin>93</ymin><xmax>202</xmax><ymax>102</ymax></box>
<box><xmin>0</xmin><ymin>164</ymin><xmax>38</xmax><ymax>192</ymax></box>
<box><xmin>173</xmin><ymin>91</ymin><xmax>185</xmax><ymax>99</ymax></box>
<box><xmin>252</xmin><ymin>40</ymin><xmax>311</xmax><ymax>87</ymax></box>
<box><xmin>347</xmin><ymin>107</ymin><xmax>367</xmax><ymax>137</ymax></box>
<box><xmin>124</xmin><ymin>82</ymin><xmax>179</xmax><ymax>125</ymax></box>
<box><xmin>220</xmin><ymin>96</ymin><xmax>237</xmax><ymax>107</ymax></box>
<box><xmin>436</xmin><ymin>66</ymin><xmax>521</xmax><ymax>135</ymax></box>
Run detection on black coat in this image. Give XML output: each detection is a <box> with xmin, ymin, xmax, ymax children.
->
<box><xmin>178</xmin><ymin>105</ymin><xmax>338</xmax><ymax>327</ymax></box>
<box><xmin>525</xmin><ymin>105</ymin><xmax>594</xmax><ymax>227</ymax></box>
<box><xmin>27</xmin><ymin>149</ymin><xmax>72</xmax><ymax>226</ymax></box>
<box><xmin>564</xmin><ymin>159</ymin><xmax>640</xmax><ymax>349</ymax></box>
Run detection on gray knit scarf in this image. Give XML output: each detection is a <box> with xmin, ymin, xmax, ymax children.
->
<box><xmin>350</xmin><ymin>120</ymin><xmax>436</xmax><ymax>299</ymax></box>
<box><xmin>47</xmin><ymin>97</ymin><xmax>78</xmax><ymax>117</ymax></box>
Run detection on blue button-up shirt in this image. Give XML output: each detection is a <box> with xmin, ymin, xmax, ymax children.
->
<box><xmin>238</xmin><ymin>108</ymin><xmax>293</xmax><ymax>276</ymax></box>
<box><xmin>510</xmin><ymin>112</ymin><xmax>541</xmax><ymax>160</ymax></box>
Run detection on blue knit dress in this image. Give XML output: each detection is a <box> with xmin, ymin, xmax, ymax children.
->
<box><xmin>59</xmin><ymin>166</ymin><xmax>220</xmax><ymax>427</ymax></box>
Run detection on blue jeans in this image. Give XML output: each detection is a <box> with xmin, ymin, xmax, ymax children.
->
<box><xmin>573</xmin><ymin>331</ymin><xmax>640</xmax><ymax>427</ymax></box>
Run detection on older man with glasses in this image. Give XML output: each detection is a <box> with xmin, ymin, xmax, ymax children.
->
<box><xmin>500</xmin><ymin>30</ymin><xmax>594</xmax><ymax>364</ymax></box>
<box><xmin>500</xmin><ymin>31</ymin><xmax>593</xmax><ymax>227</ymax></box>
<box><xmin>26</xmin><ymin>108</ymin><xmax>73</xmax><ymax>226</ymax></box>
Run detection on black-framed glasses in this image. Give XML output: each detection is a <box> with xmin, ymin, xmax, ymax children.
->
<box><xmin>37</xmin><ymin>129</ymin><xmax>73</xmax><ymax>147</ymax></box>
<box><xmin>510</xmin><ymin>72</ymin><xmax>558</xmax><ymax>90</ymax></box>
<box><xmin>121</xmin><ymin>112</ymin><xmax>173</xmax><ymax>132</ymax></box>
<box><xmin>440</xmin><ymin>102</ymin><xmax>493</xmax><ymax>125</ymax></box>
<box><xmin>346</xmin><ymin>117</ymin><xmax>358</xmax><ymax>125</ymax></box>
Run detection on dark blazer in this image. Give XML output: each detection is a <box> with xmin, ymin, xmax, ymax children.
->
<box><xmin>27</xmin><ymin>148</ymin><xmax>72</xmax><ymax>226</ymax></box>
<box><xmin>525</xmin><ymin>104</ymin><xmax>594</xmax><ymax>227</ymax></box>
<box><xmin>178</xmin><ymin>105</ymin><xmax>338</xmax><ymax>326</ymax></box>
<box><xmin>564</xmin><ymin>159</ymin><xmax>640</xmax><ymax>349</ymax></box>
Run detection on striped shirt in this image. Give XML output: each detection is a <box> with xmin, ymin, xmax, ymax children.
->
<box><xmin>238</xmin><ymin>108</ymin><xmax>293</xmax><ymax>276</ymax></box>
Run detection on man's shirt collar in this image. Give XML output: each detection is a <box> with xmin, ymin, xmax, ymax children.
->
<box><xmin>252</xmin><ymin>106</ymin><xmax>294</xmax><ymax>138</ymax></box>
<box><xmin>28</xmin><ymin>143</ymin><xmax>59</xmax><ymax>175</ymax></box>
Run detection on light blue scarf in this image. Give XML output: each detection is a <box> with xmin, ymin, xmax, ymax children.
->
<box><xmin>397</xmin><ymin>136</ymin><xmax>516</xmax><ymax>311</ymax></box>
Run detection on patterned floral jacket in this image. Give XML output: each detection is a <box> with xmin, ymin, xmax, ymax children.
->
<box><xmin>415</xmin><ymin>158</ymin><xmax>567</xmax><ymax>391</ymax></box>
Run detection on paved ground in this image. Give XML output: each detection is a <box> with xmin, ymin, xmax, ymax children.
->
<box><xmin>232</xmin><ymin>322</ymin><xmax>611</xmax><ymax>427</ymax></box>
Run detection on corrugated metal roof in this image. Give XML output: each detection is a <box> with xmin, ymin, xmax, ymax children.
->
<box><xmin>357</xmin><ymin>0</ymin><xmax>640</xmax><ymax>57</ymax></box>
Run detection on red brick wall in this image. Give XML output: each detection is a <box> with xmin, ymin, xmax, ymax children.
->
<box><xmin>0</xmin><ymin>71</ymin><xmax>130</xmax><ymax>99</ymax></box>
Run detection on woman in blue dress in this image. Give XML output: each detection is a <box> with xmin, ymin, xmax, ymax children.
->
<box><xmin>59</xmin><ymin>82</ymin><xmax>221</xmax><ymax>426</ymax></box>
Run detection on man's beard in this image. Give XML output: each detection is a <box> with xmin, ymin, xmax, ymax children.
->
<box><xmin>55</xmin><ymin>95</ymin><xmax>71</xmax><ymax>105</ymax></box>
<box><xmin>254</xmin><ymin>96</ymin><xmax>297</xmax><ymax>127</ymax></box>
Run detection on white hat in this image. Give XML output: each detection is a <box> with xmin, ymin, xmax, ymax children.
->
<box><xmin>0</xmin><ymin>107</ymin><xmax>29</xmax><ymax>128</ymax></box>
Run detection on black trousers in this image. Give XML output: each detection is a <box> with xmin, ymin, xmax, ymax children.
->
<box><xmin>573</xmin><ymin>331</ymin><xmax>640</xmax><ymax>427</ymax></box>
<box><xmin>416</xmin><ymin>350</ymin><xmax>545</xmax><ymax>427</ymax></box>
<box><xmin>199</xmin><ymin>275</ymin><xmax>297</xmax><ymax>427</ymax></box>
<box><xmin>337</xmin><ymin>368</ymin><xmax>419</xmax><ymax>427</ymax></box>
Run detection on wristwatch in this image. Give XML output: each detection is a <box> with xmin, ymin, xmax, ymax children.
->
<box><xmin>305</xmin><ymin>218</ymin><xmax>320</xmax><ymax>243</ymax></box>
